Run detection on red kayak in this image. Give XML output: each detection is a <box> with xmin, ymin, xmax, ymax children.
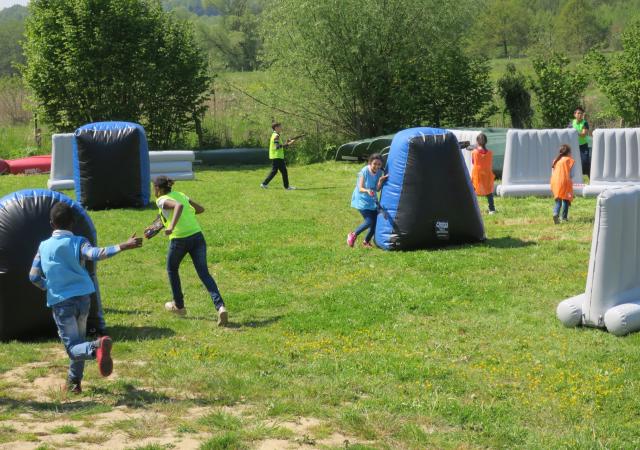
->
<box><xmin>0</xmin><ymin>155</ymin><xmax>52</xmax><ymax>175</ymax></box>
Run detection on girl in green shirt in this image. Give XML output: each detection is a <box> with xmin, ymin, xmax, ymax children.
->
<box><xmin>147</xmin><ymin>176</ymin><xmax>228</xmax><ymax>326</ymax></box>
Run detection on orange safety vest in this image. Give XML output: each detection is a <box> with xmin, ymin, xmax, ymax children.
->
<box><xmin>550</xmin><ymin>156</ymin><xmax>575</xmax><ymax>201</ymax></box>
<box><xmin>471</xmin><ymin>148</ymin><xmax>495</xmax><ymax>196</ymax></box>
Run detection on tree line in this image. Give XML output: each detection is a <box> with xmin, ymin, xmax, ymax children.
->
<box><xmin>3</xmin><ymin>0</ymin><xmax>640</xmax><ymax>152</ymax></box>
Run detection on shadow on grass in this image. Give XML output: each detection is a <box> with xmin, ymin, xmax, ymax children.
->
<box><xmin>483</xmin><ymin>237</ymin><xmax>536</xmax><ymax>249</ymax></box>
<box><xmin>290</xmin><ymin>186</ymin><xmax>339</xmax><ymax>191</ymax></box>
<box><xmin>91</xmin><ymin>383</ymin><xmax>176</xmax><ymax>408</ymax></box>
<box><xmin>107</xmin><ymin>325</ymin><xmax>175</xmax><ymax>341</ymax></box>
<box><xmin>0</xmin><ymin>396</ymin><xmax>103</xmax><ymax>413</ymax></box>
<box><xmin>183</xmin><ymin>315</ymin><xmax>283</xmax><ymax>329</ymax></box>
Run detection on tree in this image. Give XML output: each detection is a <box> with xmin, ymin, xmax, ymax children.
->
<box><xmin>22</xmin><ymin>0</ymin><xmax>211</xmax><ymax>148</ymax></box>
<box><xmin>261</xmin><ymin>0</ymin><xmax>493</xmax><ymax>138</ymax></box>
<box><xmin>0</xmin><ymin>6</ymin><xmax>27</xmax><ymax>76</ymax></box>
<box><xmin>497</xmin><ymin>63</ymin><xmax>533</xmax><ymax>128</ymax></box>
<box><xmin>530</xmin><ymin>52</ymin><xmax>588</xmax><ymax>127</ymax></box>
<box><xmin>586</xmin><ymin>19</ymin><xmax>640</xmax><ymax>126</ymax></box>
<box><xmin>472</xmin><ymin>0</ymin><xmax>531</xmax><ymax>58</ymax></box>
<box><xmin>555</xmin><ymin>0</ymin><xmax>607</xmax><ymax>54</ymax></box>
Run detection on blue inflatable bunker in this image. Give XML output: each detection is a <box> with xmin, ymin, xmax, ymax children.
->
<box><xmin>375</xmin><ymin>127</ymin><xmax>485</xmax><ymax>250</ymax></box>
<box><xmin>74</xmin><ymin>121</ymin><xmax>150</xmax><ymax>210</ymax></box>
<box><xmin>0</xmin><ymin>190</ymin><xmax>103</xmax><ymax>340</ymax></box>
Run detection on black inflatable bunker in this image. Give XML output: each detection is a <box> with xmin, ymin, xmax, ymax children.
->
<box><xmin>375</xmin><ymin>127</ymin><xmax>485</xmax><ymax>250</ymax></box>
<box><xmin>0</xmin><ymin>189</ymin><xmax>103</xmax><ymax>341</ymax></box>
<box><xmin>74</xmin><ymin>121</ymin><xmax>150</xmax><ymax>210</ymax></box>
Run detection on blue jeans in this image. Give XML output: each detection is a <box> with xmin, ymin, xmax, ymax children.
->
<box><xmin>486</xmin><ymin>193</ymin><xmax>495</xmax><ymax>212</ymax></box>
<box><xmin>553</xmin><ymin>199</ymin><xmax>571</xmax><ymax>220</ymax></box>
<box><xmin>354</xmin><ymin>209</ymin><xmax>378</xmax><ymax>243</ymax></box>
<box><xmin>51</xmin><ymin>296</ymin><xmax>96</xmax><ymax>382</ymax></box>
<box><xmin>167</xmin><ymin>232</ymin><xmax>224</xmax><ymax>310</ymax></box>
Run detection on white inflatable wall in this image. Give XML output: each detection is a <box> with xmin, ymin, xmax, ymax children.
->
<box><xmin>47</xmin><ymin>133</ymin><xmax>75</xmax><ymax>190</ymax></box>
<box><xmin>149</xmin><ymin>151</ymin><xmax>195</xmax><ymax>181</ymax></box>
<box><xmin>583</xmin><ymin>128</ymin><xmax>640</xmax><ymax>197</ymax></box>
<box><xmin>557</xmin><ymin>185</ymin><xmax>640</xmax><ymax>335</ymax></box>
<box><xmin>448</xmin><ymin>129</ymin><xmax>481</xmax><ymax>176</ymax></box>
<box><xmin>497</xmin><ymin>129</ymin><xmax>583</xmax><ymax>197</ymax></box>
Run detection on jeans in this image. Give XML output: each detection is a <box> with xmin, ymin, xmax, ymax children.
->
<box><xmin>579</xmin><ymin>144</ymin><xmax>590</xmax><ymax>176</ymax></box>
<box><xmin>51</xmin><ymin>296</ymin><xmax>96</xmax><ymax>382</ymax></box>
<box><xmin>486</xmin><ymin>193</ymin><xmax>495</xmax><ymax>212</ymax></box>
<box><xmin>262</xmin><ymin>158</ymin><xmax>289</xmax><ymax>188</ymax></box>
<box><xmin>167</xmin><ymin>232</ymin><xmax>224</xmax><ymax>310</ymax></box>
<box><xmin>553</xmin><ymin>199</ymin><xmax>571</xmax><ymax>220</ymax></box>
<box><xmin>354</xmin><ymin>209</ymin><xmax>378</xmax><ymax>243</ymax></box>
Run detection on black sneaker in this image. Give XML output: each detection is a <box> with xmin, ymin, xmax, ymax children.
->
<box><xmin>67</xmin><ymin>378</ymin><xmax>82</xmax><ymax>394</ymax></box>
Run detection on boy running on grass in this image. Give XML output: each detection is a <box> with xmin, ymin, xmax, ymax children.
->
<box><xmin>29</xmin><ymin>202</ymin><xmax>142</xmax><ymax>393</ymax></box>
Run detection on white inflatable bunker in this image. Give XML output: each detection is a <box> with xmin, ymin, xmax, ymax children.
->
<box><xmin>497</xmin><ymin>129</ymin><xmax>583</xmax><ymax>197</ymax></box>
<box><xmin>448</xmin><ymin>129</ymin><xmax>481</xmax><ymax>176</ymax></box>
<box><xmin>47</xmin><ymin>133</ymin><xmax>75</xmax><ymax>190</ymax></box>
<box><xmin>149</xmin><ymin>151</ymin><xmax>195</xmax><ymax>181</ymax></box>
<box><xmin>583</xmin><ymin>129</ymin><xmax>640</xmax><ymax>197</ymax></box>
<box><xmin>557</xmin><ymin>185</ymin><xmax>640</xmax><ymax>335</ymax></box>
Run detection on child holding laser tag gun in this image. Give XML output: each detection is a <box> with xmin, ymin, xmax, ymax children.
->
<box><xmin>145</xmin><ymin>176</ymin><xmax>229</xmax><ymax>326</ymax></box>
<box><xmin>465</xmin><ymin>133</ymin><xmax>496</xmax><ymax>214</ymax></box>
<box><xmin>347</xmin><ymin>153</ymin><xmax>389</xmax><ymax>248</ymax></box>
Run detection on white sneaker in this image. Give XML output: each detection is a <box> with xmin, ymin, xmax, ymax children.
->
<box><xmin>165</xmin><ymin>301</ymin><xmax>187</xmax><ymax>316</ymax></box>
<box><xmin>260</xmin><ymin>183</ymin><xmax>268</xmax><ymax>189</ymax></box>
<box><xmin>488</xmin><ymin>210</ymin><xmax>496</xmax><ymax>215</ymax></box>
<box><xmin>285</xmin><ymin>186</ymin><xmax>296</xmax><ymax>190</ymax></box>
<box><xmin>217</xmin><ymin>306</ymin><xmax>228</xmax><ymax>327</ymax></box>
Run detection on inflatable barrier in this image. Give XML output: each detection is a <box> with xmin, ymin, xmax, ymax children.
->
<box><xmin>48</xmin><ymin>133</ymin><xmax>75</xmax><ymax>190</ymax></box>
<box><xmin>73</xmin><ymin>122</ymin><xmax>150</xmax><ymax>209</ymax></box>
<box><xmin>497</xmin><ymin>129</ymin><xmax>583</xmax><ymax>197</ymax></box>
<box><xmin>376</xmin><ymin>128</ymin><xmax>485</xmax><ymax>250</ymax></box>
<box><xmin>583</xmin><ymin>129</ymin><xmax>640</xmax><ymax>197</ymax></box>
<box><xmin>3</xmin><ymin>155</ymin><xmax>51</xmax><ymax>175</ymax></box>
<box><xmin>0</xmin><ymin>189</ymin><xmax>103</xmax><ymax>340</ymax></box>
<box><xmin>557</xmin><ymin>186</ymin><xmax>640</xmax><ymax>335</ymax></box>
<box><xmin>149</xmin><ymin>151</ymin><xmax>195</xmax><ymax>181</ymax></box>
<box><xmin>196</xmin><ymin>148</ymin><xmax>269</xmax><ymax>165</ymax></box>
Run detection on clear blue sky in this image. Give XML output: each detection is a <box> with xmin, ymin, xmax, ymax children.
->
<box><xmin>0</xmin><ymin>0</ymin><xmax>28</xmax><ymax>10</ymax></box>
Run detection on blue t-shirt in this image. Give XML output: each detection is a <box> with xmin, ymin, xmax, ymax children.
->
<box><xmin>351</xmin><ymin>166</ymin><xmax>382</xmax><ymax>210</ymax></box>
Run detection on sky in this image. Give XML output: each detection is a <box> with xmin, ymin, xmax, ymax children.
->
<box><xmin>0</xmin><ymin>0</ymin><xmax>28</xmax><ymax>10</ymax></box>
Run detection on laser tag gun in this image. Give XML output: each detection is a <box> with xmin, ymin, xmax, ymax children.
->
<box><xmin>286</xmin><ymin>134</ymin><xmax>306</xmax><ymax>146</ymax></box>
<box><xmin>458</xmin><ymin>140</ymin><xmax>472</xmax><ymax>150</ymax></box>
<box><xmin>144</xmin><ymin>215</ymin><xmax>164</xmax><ymax>239</ymax></box>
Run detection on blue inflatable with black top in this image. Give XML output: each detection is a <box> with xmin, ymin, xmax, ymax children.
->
<box><xmin>0</xmin><ymin>189</ymin><xmax>104</xmax><ymax>340</ymax></box>
<box><xmin>73</xmin><ymin>121</ymin><xmax>150</xmax><ymax>210</ymax></box>
<box><xmin>375</xmin><ymin>127</ymin><xmax>485</xmax><ymax>250</ymax></box>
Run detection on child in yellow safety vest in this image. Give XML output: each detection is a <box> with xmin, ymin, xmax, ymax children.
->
<box><xmin>260</xmin><ymin>122</ymin><xmax>299</xmax><ymax>190</ymax></box>
<box><xmin>550</xmin><ymin>144</ymin><xmax>575</xmax><ymax>224</ymax></box>
<box><xmin>466</xmin><ymin>133</ymin><xmax>496</xmax><ymax>214</ymax></box>
<box><xmin>146</xmin><ymin>176</ymin><xmax>228</xmax><ymax>326</ymax></box>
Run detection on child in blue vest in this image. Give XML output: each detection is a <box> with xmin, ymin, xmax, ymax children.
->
<box><xmin>29</xmin><ymin>202</ymin><xmax>142</xmax><ymax>393</ymax></box>
<box><xmin>347</xmin><ymin>153</ymin><xmax>389</xmax><ymax>248</ymax></box>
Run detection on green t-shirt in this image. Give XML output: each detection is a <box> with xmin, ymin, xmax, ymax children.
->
<box><xmin>157</xmin><ymin>191</ymin><xmax>202</xmax><ymax>239</ymax></box>
<box><xmin>572</xmin><ymin>119</ymin><xmax>589</xmax><ymax>146</ymax></box>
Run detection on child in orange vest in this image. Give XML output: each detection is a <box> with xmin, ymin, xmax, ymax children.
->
<box><xmin>550</xmin><ymin>144</ymin><xmax>575</xmax><ymax>224</ymax></box>
<box><xmin>467</xmin><ymin>133</ymin><xmax>496</xmax><ymax>214</ymax></box>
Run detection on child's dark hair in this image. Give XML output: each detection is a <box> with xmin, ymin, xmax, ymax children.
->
<box><xmin>153</xmin><ymin>176</ymin><xmax>174</xmax><ymax>193</ymax></box>
<box><xmin>575</xmin><ymin>106</ymin><xmax>585</xmax><ymax>113</ymax></box>
<box><xmin>271</xmin><ymin>122</ymin><xmax>281</xmax><ymax>130</ymax></box>
<box><xmin>50</xmin><ymin>202</ymin><xmax>74</xmax><ymax>230</ymax></box>
<box><xmin>368</xmin><ymin>153</ymin><xmax>383</xmax><ymax>163</ymax></box>
<box><xmin>476</xmin><ymin>133</ymin><xmax>488</xmax><ymax>147</ymax></box>
<box><xmin>552</xmin><ymin>144</ymin><xmax>572</xmax><ymax>168</ymax></box>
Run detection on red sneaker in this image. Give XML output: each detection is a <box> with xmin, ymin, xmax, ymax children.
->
<box><xmin>95</xmin><ymin>336</ymin><xmax>113</xmax><ymax>377</ymax></box>
<box><xmin>347</xmin><ymin>232</ymin><xmax>356</xmax><ymax>247</ymax></box>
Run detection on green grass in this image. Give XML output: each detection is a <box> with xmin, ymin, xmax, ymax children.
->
<box><xmin>1</xmin><ymin>163</ymin><xmax>639</xmax><ymax>449</ymax></box>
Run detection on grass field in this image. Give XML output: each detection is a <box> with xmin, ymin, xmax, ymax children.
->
<box><xmin>1</xmin><ymin>163</ymin><xmax>638</xmax><ymax>449</ymax></box>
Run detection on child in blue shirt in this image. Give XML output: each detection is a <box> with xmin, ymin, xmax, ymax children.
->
<box><xmin>347</xmin><ymin>153</ymin><xmax>389</xmax><ymax>248</ymax></box>
<box><xmin>29</xmin><ymin>202</ymin><xmax>142</xmax><ymax>393</ymax></box>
